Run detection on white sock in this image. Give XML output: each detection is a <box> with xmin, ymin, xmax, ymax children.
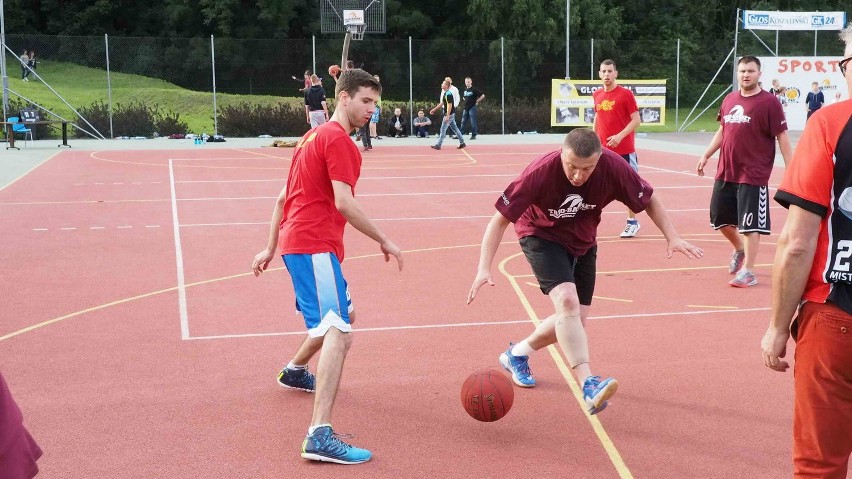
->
<box><xmin>510</xmin><ymin>340</ymin><xmax>535</xmax><ymax>357</ymax></box>
<box><xmin>308</xmin><ymin>424</ymin><xmax>331</xmax><ymax>435</ymax></box>
<box><xmin>287</xmin><ymin>362</ymin><xmax>307</xmax><ymax>370</ymax></box>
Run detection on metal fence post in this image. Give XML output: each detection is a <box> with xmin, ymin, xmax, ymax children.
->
<box><xmin>408</xmin><ymin>36</ymin><xmax>413</xmax><ymax>136</ymax></box>
<box><xmin>590</xmin><ymin>38</ymin><xmax>594</xmax><ymax>79</ymax></box>
<box><xmin>501</xmin><ymin>36</ymin><xmax>505</xmax><ymax>135</ymax></box>
<box><xmin>312</xmin><ymin>36</ymin><xmax>316</xmax><ymax>75</ymax></box>
<box><xmin>105</xmin><ymin>34</ymin><xmax>113</xmax><ymax>138</ymax></box>
<box><xmin>211</xmin><ymin>35</ymin><xmax>218</xmax><ymax>135</ymax></box>
<box><xmin>675</xmin><ymin>38</ymin><xmax>680</xmax><ymax>131</ymax></box>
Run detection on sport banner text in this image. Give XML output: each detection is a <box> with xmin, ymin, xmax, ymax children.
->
<box><xmin>551</xmin><ymin>80</ymin><xmax>667</xmax><ymax>127</ymax></box>
<box><xmin>742</xmin><ymin>11</ymin><xmax>846</xmax><ymax>31</ymax></box>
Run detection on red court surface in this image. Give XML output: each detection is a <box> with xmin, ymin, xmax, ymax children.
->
<box><xmin>0</xmin><ymin>142</ymin><xmax>814</xmax><ymax>478</ymax></box>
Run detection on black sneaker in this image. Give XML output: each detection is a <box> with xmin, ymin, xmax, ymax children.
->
<box><xmin>470</xmin><ymin>135</ymin><xmax>477</xmax><ymax>140</ymax></box>
<box><xmin>277</xmin><ymin>366</ymin><xmax>315</xmax><ymax>392</ymax></box>
<box><xmin>457</xmin><ymin>143</ymin><xmax>466</xmax><ymax>149</ymax></box>
<box><xmin>431</xmin><ymin>145</ymin><xmax>441</xmax><ymax>150</ymax></box>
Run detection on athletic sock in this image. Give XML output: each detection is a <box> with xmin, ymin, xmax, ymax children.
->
<box><xmin>627</xmin><ymin>218</ymin><xmax>638</xmax><ymax>224</ymax></box>
<box><xmin>308</xmin><ymin>423</ymin><xmax>331</xmax><ymax>435</ymax></box>
<box><xmin>510</xmin><ymin>340</ymin><xmax>535</xmax><ymax>357</ymax></box>
<box><xmin>286</xmin><ymin>362</ymin><xmax>307</xmax><ymax>370</ymax></box>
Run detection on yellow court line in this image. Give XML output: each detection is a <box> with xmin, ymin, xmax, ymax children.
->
<box><xmin>512</xmin><ymin>263</ymin><xmax>773</xmax><ymax>278</ymax></box>
<box><xmin>0</xmin><ymin>241</ymin><xmax>520</xmax><ymax>342</ymax></box>
<box><xmin>592</xmin><ymin>295</ymin><xmax>634</xmax><ymax>303</ymax></box>
<box><xmin>498</xmin><ymin>253</ymin><xmax>634</xmax><ymax>479</ymax></box>
<box><xmin>686</xmin><ymin>305</ymin><xmax>739</xmax><ymax>310</ymax></box>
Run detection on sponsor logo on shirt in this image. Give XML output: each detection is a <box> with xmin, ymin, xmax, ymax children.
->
<box><xmin>723</xmin><ymin>105</ymin><xmax>751</xmax><ymax>124</ymax></box>
<box><xmin>549</xmin><ymin>194</ymin><xmax>596</xmax><ymax>219</ymax></box>
<box><xmin>598</xmin><ymin>100</ymin><xmax>616</xmax><ymax>111</ymax></box>
<box><xmin>501</xmin><ymin>194</ymin><xmax>510</xmax><ymax>205</ymax></box>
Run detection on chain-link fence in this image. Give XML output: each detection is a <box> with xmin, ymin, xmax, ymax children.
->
<box><xmin>1</xmin><ymin>31</ymin><xmax>846</xmax><ymax>138</ymax></box>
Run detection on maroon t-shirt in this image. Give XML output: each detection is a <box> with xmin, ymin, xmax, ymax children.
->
<box><xmin>496</xmin><ymin>149</ymin><xmax>653</xmax><ymax>256</ymax></box>
<box><xmin>0</xmin><ymin>372</ymin><xmax>42</xmax><ymax>478</ymax></box>
<box><xmin>716</xmin><ymin>89</ymin><xmax>787</xmax><ymax>186</ymax></box>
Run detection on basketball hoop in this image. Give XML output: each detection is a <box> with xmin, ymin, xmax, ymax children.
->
<box><xmin>343</xmin><ymin>9</ymin><xmax>366</xmax><ymax>41</ymax></box>
<box><xmin>347</xmin><ymin>24</ymin><xmax>366</xmax><ymax>41</ymax></box>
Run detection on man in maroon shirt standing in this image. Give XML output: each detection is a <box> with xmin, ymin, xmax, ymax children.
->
<box><xmin>467</xmin><ymin>128</ymin><xmax>703</xmax><ymax>415</ymax></box>
<box><xmin>697</xmin><ymin>55</ymin><xmax>792</xmax><ymax>288</ymax></box>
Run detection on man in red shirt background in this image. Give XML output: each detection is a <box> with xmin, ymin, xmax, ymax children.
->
<box><xmin>593</xmin><ymin>59</ymin><xmax>642</xmax><ymax>238</ymax></box>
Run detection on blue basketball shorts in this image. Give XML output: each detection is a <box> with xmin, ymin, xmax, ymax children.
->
<box><xmin>282</xmin><ymin>253</ymin><xmax>353</xmax><ymax>338</ymax></box>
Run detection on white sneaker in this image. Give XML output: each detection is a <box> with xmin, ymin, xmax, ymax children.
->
<box><xmin>620</xmin><ymin>221</ymin><xmax>640</xmax><ymax>238</ymax></box>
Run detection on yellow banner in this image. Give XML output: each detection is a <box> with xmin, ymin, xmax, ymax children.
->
<box><xmin>551</xmin><ymin>79</ymin><xmax>667</xmax><ymax>127</ymax></box>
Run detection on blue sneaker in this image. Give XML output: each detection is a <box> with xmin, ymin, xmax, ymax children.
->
<box><xmin>277</xmin><ymin>366</ymin><xmax>315</xmax><ymax>393</ymax></box>
<box><xmin>301</xmin><ymin>426</ymin><xmax>372</xmax><ymax>464</ymax></box>
<box><xmin>583</xmin><ymin>376</ymin><xmax>618</xmax><ymax>415</ymax></box>
<box><xmin>499</xmin><ymin>343</ymin><xmax>536</xmax><ymax>387</ymax></box>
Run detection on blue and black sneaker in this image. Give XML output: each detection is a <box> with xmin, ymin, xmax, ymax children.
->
<box><xmin>499</xmin><ymin>343</ymin><xmax>536</xmax><ymax>387</ymax></box>
<box><xmin>583</xmin><ymin>376</ymin><xmax>618</xmax><ymax>415</ymax></box>
<box><xmin>301</xmin><ymin>426</ymin><xmax>372</xmax><ymax>464</ymax></box>
<box><xmin>277</xmin><ymin>366</ymin><xmax>315</xmax><ymax>393</ymax></box>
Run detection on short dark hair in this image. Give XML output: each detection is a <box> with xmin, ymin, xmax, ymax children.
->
<box><xmin>563</xmin><ymin>128</ymin><xmax>602</xmax><ymax>158</ymax></box>
<box><xmin>304</xmin><ymin>69</ymin><xmax>312</xmax><ymax>76</ymax></box>
<box><xmin>737</xmin><ymin>55</ymin><xmax>761</xmax><ymax>69</ymax></box>
<box><xmin>600</xmin><ymin>59</ymin><xmax>616</xmax><ymax>69</ymax></box>
<box><xmin>335</xmin><ymin>68</ymin><xmax>382</xmax><ymax>97</ymax></box>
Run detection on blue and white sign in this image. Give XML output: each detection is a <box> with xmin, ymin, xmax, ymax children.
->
<box><xmin>743</xmin><ymin>11</ymin><xmax>846</xmax><ymax>31</ymax></box>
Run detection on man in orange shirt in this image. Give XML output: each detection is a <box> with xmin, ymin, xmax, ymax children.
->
<box><xmin>761</xmin><ymin>25</ymin><xmax>852</xmax><ymax>478</ymax></box>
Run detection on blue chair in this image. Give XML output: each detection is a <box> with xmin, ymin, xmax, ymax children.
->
<box><xmin>8</xmin><ymin>116</ymin><xmax>33</xmax><ymax>146</ymax></box>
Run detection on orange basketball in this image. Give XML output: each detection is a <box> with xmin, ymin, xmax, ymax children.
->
<box><xmin>460</xmin><ymin>369</ymin><xmax>514</xmax><ymax>422</ymax></box>
<box><xmin>328</xmin><ymin>64</ymin><xmax>341</xmax><ymax>77</ymax></box>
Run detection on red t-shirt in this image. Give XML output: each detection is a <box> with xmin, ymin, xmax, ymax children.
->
<box><xmin>495</xmin><ymin>149</ymin><xmax>653</xmax><ymax>256</ymax></box>
<box><xmin>593</xmin><ymin>85</ymin><xmax>639</xmax><ymax>155</ymax></box>
<box><xmin>279</xmin><ymin>121</ymin><xmax>361</xmax><ymax>261</ymax></box>
<box><xmin>716</xmin><ymin>89</ymin><xmax>788</xmax><ymax>186</ymax></box>
<box><xmin>774</xmin><ymin>100</ymin><xmax>852</xmax><ymax>313</ymax></box>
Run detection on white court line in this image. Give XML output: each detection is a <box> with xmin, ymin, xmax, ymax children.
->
<box><xmin>185</xmin><ymin>307</ymin><xmax>770</xmax><ymax>341</ymax></box>
<box><xmin>168</xmin><ymin>159</ymin><xmax>190</xmax><ymax>340</ymax></box>
<box><xmin>175</xmin><ymin>173</ymin><xmax>520</xmax><ymax>184</ymax></box>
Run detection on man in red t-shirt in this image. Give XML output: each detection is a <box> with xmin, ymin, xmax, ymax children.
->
<box><xmin>761</xmin><ymin>29</ymin><xmax>852</xmax><ymax>477</ymax></box>
<box><xmin>252</xmin><ymin>69</ymin><xmax>402</xmax><ymax>465</ymax></box>
<box><xmin>467</xmin><ymin>128</ymin><xmax>703</xmax><ymax>415</ymax></box>
<box><xmin>697</xmin><ymin>55</ymin><xmax>792</xmax><ymax>288</ymax></box>
<box><xmin>593</xmin><ymin>59</ymin><xmax>642</xmax><ymax>238</ymax></box>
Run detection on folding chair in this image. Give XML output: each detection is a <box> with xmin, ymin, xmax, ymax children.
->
<box><xmin>8</xmin><ymin>117</ymin><xmax>33</xmax><ymax>146</ymax></box>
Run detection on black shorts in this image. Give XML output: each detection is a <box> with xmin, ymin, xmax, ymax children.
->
<box><xmin>709</xmin><ymin>180</ymin><xmax>771</xmax><ymax>234</ymax></box>
<box><xmin>519</xmin><ymin>236</ymin><xmax>597</xmax><ymax>305</ymax></box>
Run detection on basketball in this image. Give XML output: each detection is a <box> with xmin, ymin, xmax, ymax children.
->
<box><xmin>460</xmin><ymin>369</ymin><xmax>514</xmax><ymax>422</ymax></box>
<box><xmin>328</xmin><ymin>64</ymin><xmax>341</xmax><ymax>77</ymax></box>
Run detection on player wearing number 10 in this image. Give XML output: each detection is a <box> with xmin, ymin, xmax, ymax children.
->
<box><xmin>252</xmin><ymin>69</ymin><xmax>403</xmax><ymax>465</ymax></box>
<box><xmin>697</xmin><ymin>55</ymin><xmax>792</xmax><ymax>288</ymax></box>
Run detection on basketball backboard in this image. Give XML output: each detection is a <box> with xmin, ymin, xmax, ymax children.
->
<box><xmin>320</xmin><ymin>0</ymin><xmax>386</xmax><ymax>36</ymax></box>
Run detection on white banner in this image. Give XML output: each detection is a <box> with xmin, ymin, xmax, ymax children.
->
<box><xmin>743</xmin><ymin>11</ymin><xmax>846</xmax><ymax>31</ymax></box>
<box><xmin>758</xmin><ymin>56</ymin><xmax>849</xmax><ymax>130</ymax></box>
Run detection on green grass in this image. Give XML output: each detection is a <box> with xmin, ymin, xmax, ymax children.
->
<box><xmin>8</xmin><ymin>58</ymin><xmax>721</xmax><ymax>135</ymax></box>
<box><xmin>9</xmin><ymin>59</ymin><xmax>297</xmax><ymax>134</ymax></box>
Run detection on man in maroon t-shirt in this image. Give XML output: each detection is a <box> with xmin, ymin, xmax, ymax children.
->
<box><xmin>697</xmin><ymin>55</ymin><xmax>792</xmax><ymax>288</ymax></box>
<box><xmin>467</xmin><ymin>128</ymin><xmax>703</xmax><ymax>415</ymax></box>
<box><xmin>593</xmin><ymin>59</ymin><xmax>642</xmax><ymax>238</ymax></box>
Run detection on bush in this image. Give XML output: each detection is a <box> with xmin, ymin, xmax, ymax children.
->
<box><xmin>75</xmin><ymin>101</ymin><xmax>188</xmax><ymax>138</ymax></box>
<box><xmin>218</xmin><ymin>101</ymin><xmax>313</xmax><ymax>137</ymax></box>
